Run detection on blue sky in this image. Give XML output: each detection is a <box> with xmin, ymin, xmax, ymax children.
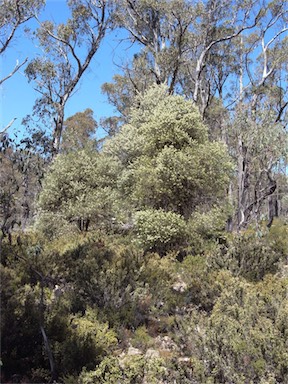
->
<box><xmin>1</xmin><ymin>0</ymin><xmax>134</xmax><ymax>138</ymax></box>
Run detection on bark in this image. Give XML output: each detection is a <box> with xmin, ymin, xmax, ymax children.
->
<box><xmin>32</xmin><ymin>1</ymin><xmax>109</xmax><ymax>157</ymax></box>
<box><xmin>237</xmin><ymin>137</ymin><xmax>248</xmax><ymax>229</ymax></box>
<box><xmin>0</xmin><ymin>58</ymin><xmax>28</xmax><ymax>85</ymax></box>
<box><xmin>40</xmin><ymin>325</ymin><xmax>57</xmax><ymax>382</ymax></box>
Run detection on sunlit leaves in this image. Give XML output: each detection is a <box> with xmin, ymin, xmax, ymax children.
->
<box><xmin>104</xmin><ymin>85</ymin><xmax>233</xmax><ymax>217</ymax></box>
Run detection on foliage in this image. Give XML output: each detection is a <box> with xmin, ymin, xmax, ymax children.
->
<box><xmin>104</xmin><ymin>85</ymin><xmax>233</xmax><ymax>217</ymax></box>
<box><xmin>61</xmin><ymin>109</ymin><xmax>98</xmax><ymax>153</ymax></box>
<box><xmin>24</xmin><ymin>0</ymin><xmax>113</xmax><ymax>153</ymax></box>
<box><xmin>78</xmin><ymin>355</ymin><xmax>166</xmax><ymax>384</ymax></box>
<box><xmin>2</xmin><ymin>219</ymin><xmax>288</xmax><ymax>382</ymax></box>
<box><xmin>208</xmin><ymin>221</ymin><xmax>288</xmax><ymax>281</ymax></box>
<box><xmin>56</xmin><ymin>308</ymin><xmax>118</xmax><ymax>374</ymax></box>
<box><xmin>0</xmin><ymin>0</ymin><xmax>45</xmax><ymax>85</ymax></box>
<box><xmin>36</xmin><ymin>149</ymin><xmax>118</xmax><ymax>235</ymax></box>
<box><xmin>2</xmin><ymin>1</ymin><xmax>288</xmax><ymax>381</ymax></box>
<box><xmin>186</xmin><ymin>205</ymin><xmax>231</xmax><ymax>253</ymax></box>
<box><xmin>178</xmin><ymin>255</ymin><xmax>222</xmax><ymax>312</ymax></box>
<box><xmin>1</xmin><ymin>264</ymin><xmax>49</xmax><ymax>379</ymax></box>
<box><xmin>134</xmin><ymin>208</ymin><xmax>187</xmax><ymax>253</ymax></box>
<box><xmin>130</xmin><ymin>325</ymin><xmax>154</xmax><ymax>350</ymax></box>
<box><xmin>0</xmin><ymin>135</ymin><xmax>44</xmax><ymax>250</ymax></box>
<box><xmin>174</xmin><ymin>271</ymin><xmax>288</xmax><ymax>383</ymax></box>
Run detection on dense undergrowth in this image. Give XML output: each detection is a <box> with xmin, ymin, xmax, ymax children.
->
<box><xmin>1</xmin><ymin>219</ymin><xmax>287</xmax><ymax>383</ymax></box>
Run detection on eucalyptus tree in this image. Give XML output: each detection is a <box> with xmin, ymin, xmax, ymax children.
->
<box><xmin>61</xmin><ymin>108</ymin><xmax>98</xmax><ymax>153</ymax></box>
<box><xmin>101</xmin><ymin>0</ymin><xmax>195</xmax><ymax>129</ymax></box>
<box><xmin>229</xmin><ymin>0</ymin><xmax>288</xmax><ymax>229</ymax></box>
<box><xmin>25</xmin><ymin>0</ymin><xmax>114</xmax><ymax>155</ymax></box>
<box><xmin>229</xmin><ymin>107</ymin><xmax>287</xmax><ymax>229</ymax></box>
<box><xmin>101</xmin><ymin>52</ymin><xmax>156</xmax><ymax>132</ymax></box>
<box><xmin>0</xmin><ymin>0</ymin><xmax>45</xmax><ymax>87</ymax></box>
<box><xmin>113</xmin><ymin>0</ymin><xmax>193</xmax><ymax>93</ymax></box>
<box><xmin>182</xmin><ymin>0</ymin><xmax>288</xmax><ymax>228</ymax></box>
<box><xmin>105</xmin><ymin>0</ymin><xmax>287</xmax><ymax>116</ymax></box>
<box><xmin>0</xmin><ymin>0</ymin><xmax>45</xmax><ymax>135</ymax></box>
<box><xmin>104</xmin><ymin>0</ymin><xmax>264</xmax><ymax>117</ymax></box>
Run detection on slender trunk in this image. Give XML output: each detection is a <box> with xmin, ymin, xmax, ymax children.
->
<box><xmin>21</xmin><ymin>171</ymin><xmax>30</xmax><ymax>231</ymax></box>
<box><xmin>0</xmin><ymin>234</ymin><xmax>3</xmax><ymax>259</ymax></box>
<box><xmin>226</xmin><ymin>183</ymin><xmax>234</xmax><ymax>232</ymax></box>
<box><xmin>239</xmin><ymin>36</ymin><xmax>243</xmax><ymax>101</ymax></box>
<box><xmin>39</xmin><ymin>280</ymin><xmax>57</xmax><ymax>381</ymax></box>
<box><xmin>52</xmin><ymin>106</ymin><xmax>65</xmax><ymax>156</ymax></box>
<box><xmin>40</xmin><ymin>325</ymin><xmax>57</xmax><ymax>382</ymax></box>
<box><xmin>237</xmin><ymin>137</ymin><xmax>249</xmax><ymax>229</ymax></box>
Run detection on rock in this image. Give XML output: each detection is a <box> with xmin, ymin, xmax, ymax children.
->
<box><xmin>172</xmin><ymin>275</ymin><xmax>188</xmax><ymax>293</ymax></box>
<box><xmin>145</xmin><ymin>348</ymin><xmax>160</xmax><ymax>359</ymax></box>
<box><xmin>127</xmin><ymin>346</ymin><xmax>143</xmax><ymax>356</ymax></box>
<box><xmin>178</xmin><ymin>356</ymin><xmax>191</xmax><ymax>364</ymax></box>
<box><xmin>155</xmin><ymin>335</ymin><xmax>179</xmax><ymax>352</ymax></box>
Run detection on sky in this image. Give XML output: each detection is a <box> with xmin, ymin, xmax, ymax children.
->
<box><xmin>1</xmin><ymin>0</ymin><xmax>135</xmax><ymax>139</ymax></box>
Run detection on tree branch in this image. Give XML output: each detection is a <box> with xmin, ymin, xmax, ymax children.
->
<box><xmin>0</xmin><ymin>58</ymin><xmax>28</xmax><ymax>85</ymax></box>
<box><xmin>0</xmin><ymin>118</ymin><xmax>17</xmax><ymax>135</ymax></box>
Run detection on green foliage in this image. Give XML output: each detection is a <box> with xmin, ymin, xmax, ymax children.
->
<box><xmin>188</xmin><ymin>205</ymin><xmax>231</xmax><ymax>238</ymax></box>
<box><xmin>2</xmin><ymin>220</ymin><xmax>288</xmax><ymax>383</ymax></box>
<box><xmin>130</xmin><ymin>85</ymin><xmax>208</xmax><ymax>148</ymax></box>
<box><xmin>179</xmin><ymin>255</ymin><xmax>222</xmax><ymax>311</ymax></box>
<box><xmin>78</xmin><ymin>355</ymin><xmax>166</xmax><ymax>384</ymax></box>
<box><xmin>57</xmin><ymin>308</ymin><xmax>117</xmax><ymax>374</ymax></box>
<box><xmin>208</xmin><ymin>274</ymin><xmax>288</xmax><ymax>383</ymax></box>
<box><xmin>61</xmin><ymin>109</ymin><xmax>98</xmax><ymax>153</ymax></box>
<box><xmin>36</xmin><ymin>149</ymin><xmax>118</xmax><ymax>235</ymax></box>
<box><xmin>130</xmin><ymin>325</ymin><xmax>154</xmax><ymax>350</ymax></box>
<box><xmin>2</xmin><ymin>1</ymin><xmax>288</xmax><ymax>382</ymax></box>
<box><xmin>208</xmin><ymin>223</ymin><xmax>288</xmax><ymax>281</ymax></box>
<box><xmin>104</xmin><ymin>85</ymin><xmax>233</xmax><ymax>217</ymax></box>
<box><xmin>41</xmin><ymin>233</ymin><xmax>181</xmax><ymax>327</ymax></box>
<box><xmin>174</xmin><ymin>272</ymin><xmax>288</xmax><ymax>383</ymax></box>
<box><xmin>0</xmin><ymin>264</ymin><xmax>48</xmax><ymax>379</ymax></box>
<box><xmin>134</xmin><ymin>208</ymin><xmax>187</xmax><ymax>252</ymax></box>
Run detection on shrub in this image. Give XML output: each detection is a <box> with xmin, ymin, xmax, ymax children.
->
<box><xmin>78</xmin><ymin>355</ymin><xmax>166</xmax><ymax>384</ymax></box>
<box><xmin>208</xmin><ymin>224</ymin><xmax>287</xmax><ymax>281</ymax></box>
<box><xmin>134</xmin><ymin>208</ymin><xmax>187</xmax><ymax>253</ymax></box>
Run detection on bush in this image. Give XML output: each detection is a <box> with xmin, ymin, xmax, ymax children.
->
<box><xmin>186</xmin><ymin>205</ymin><xmax>231</xmax><ymax>254</ymax></box>
<box><xmin>134</xmin><ymin>208</ymin><xmax>187</xmax><ymax>253</ymax></box>
<box><xmin>57</xmin><ymin>308</ymin><xmax>117</xmax><ymax>374</ymax></box>
<box><xmin>78</xmin><ymin>355</ymin><xmax>166</xmax><ymax>384</ymax></box>
<box><xmin>174</xmin><ymin>272</ymin><xmax>288</xmax><ymax>383</ymax></box>
<box><xmin>207</xmin><ymin>224</ymin><xmax>287</xmax><ymax>281</ymax></box>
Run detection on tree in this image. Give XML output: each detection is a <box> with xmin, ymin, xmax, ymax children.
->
<box><xmin>0</xmin><ymin>132</ymin><xmax>46</xmax><ymax>256</ymax></box>
<box><xmin>114</xmin><ymin>0</ymin><xmax>193</xmax><ymax>93</ymax></box>
<box><xmin>25</xmin><ymin>0</ymin><xmax>113</xmax><ymax>155</ymax></box>
<box><xmin>0</xmin><ymin>0</ymin><xmax>45</xmax><ymax>86</ymax></box>
<box><xmin>61</xmin><ymin>108</ymin><xmax>98</xmax><ymax>153</ymax></box>
<box><xmin>225</xmin><ymin>1</ymin><xmax>288</xmax><ymax>229</ymax></box>
<box><xmin>230</xmin><ymin>106</ymin><xmax>287</xmax><ymax>229</ymax></box>
<box><xmin>101</xmin><ymin>0</ymin><xmax>194</xmax><ymax>132</ymax></box>
<box><xmin>104</xmin><ymin>0</ymin><xmax>288</xmax><ymax>125</ymax></box>
<box><xmin>0</xmin><ymin>0</ymin><xmax>45</xmax><ymax>135</ymax></box>
<box><xmin>103</xmin><ymin>85</ymin><xmax>233</xmax><ymax>219</ymax></box>
<box><xmin>0</xmin><ymin>145</ymin><xmax>21</xmax><ymax>253</ymax></box>
<box><xmin>101</xmin><ymin>52</ymin><xmax>156</xmax><ymax>130</ymax></box>
<box><xmin>36</xmin><ymin>149</ymin><xmax>119</xmax><ymax>235</ymax></box>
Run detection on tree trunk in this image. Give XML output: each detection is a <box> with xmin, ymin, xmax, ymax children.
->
<box><xmin>237</xmin><ymin>137</ymin><xmax>248</xmax><ymax>229</ymax></box>
<box><xmin>40</xmin><ymin>325</ymin><xmax>57</xmax><ymax>382</ymax></box>
<box><xmin>53</xmin><ymin>106</ymin><xmax>65</xmax><ymax>155</ymax></box>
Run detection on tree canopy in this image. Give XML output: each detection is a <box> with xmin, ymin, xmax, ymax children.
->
<box><xmin>1</xmin><ymin>1</ymin><xmax>288</xmax><ymax>383</ymax></box>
